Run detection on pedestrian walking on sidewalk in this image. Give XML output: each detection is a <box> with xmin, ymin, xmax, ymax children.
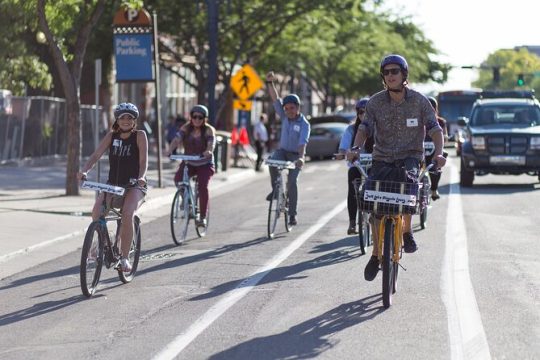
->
<box><xmin>77</xmin><ymin>102</ymin><xmax>148</xmax><ymax>273</ymax></box>
<box><xmin>253</xmin><ymin>113</ymin><xmax>269</xmax><ymax>172</ymax></box>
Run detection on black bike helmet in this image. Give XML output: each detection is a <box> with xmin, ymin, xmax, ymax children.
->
<box><xmin>190</xmin><ymin>104</ymin><xmax>209</xmax><ymax>118</ymax></box>
<box><xmin>114</xmin><ymin>102</ymin><xmax>139</xmax><ymax>119</ymax></box>
<box><xmin>380</xmin><ymin>54</ymin><xmax>409</xmax><ymax>81</ymax></box>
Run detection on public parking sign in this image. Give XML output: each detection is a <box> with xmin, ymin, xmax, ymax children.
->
<box><xmin>114</xmin><ymin>33</ymin><xmax>154</xmax><ymax>82</ymax></box>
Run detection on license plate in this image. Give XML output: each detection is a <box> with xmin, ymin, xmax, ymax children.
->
<box><xmin>489</xmin><ymin>155</ymin><xmax>526</xmax><ymax>165</ymax></box>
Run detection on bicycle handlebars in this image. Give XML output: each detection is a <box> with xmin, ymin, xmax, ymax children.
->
<box><xmin>81</xmin><ymin>181</ymin><xmax>125</xmax><ymax>196</ymax></box>
<box><xmin>170</xmin><ymin>154</ymin><xmax>204</xmax><ymax>161</ymax></box>
<box><xmin>265</xmin><ymin>158</ymin><xmax>296</xmax><ymax>169</ymax></box>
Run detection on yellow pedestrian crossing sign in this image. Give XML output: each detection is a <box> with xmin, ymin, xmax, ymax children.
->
<box><xmin>230</xmin><ymin>64</ymin><xmax>263</xmax><ymax>100</ymax></box>
<box><xmin>233</xmin><ymin>99</ymin><xmax>253</xmax><ymax>111</ymax></box>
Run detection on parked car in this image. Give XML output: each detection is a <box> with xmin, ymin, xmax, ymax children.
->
<box><xmin>458</xmin><ymin>94</ymin><xmax>540</xmax><ymax>186</ymax></box>
<box><xmin>307</xmin><ymin>113</ymin><xmax>354</xmax><ymax>126</ymax></box>
<box><xmin>306</xmin><ymin>122</ymin><xmax>348</xmax><ymax>160</ymax></box>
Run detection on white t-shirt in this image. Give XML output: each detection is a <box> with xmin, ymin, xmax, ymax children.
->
<box><xmin>253</xmin><ymin>121</ymin><xmax>268</xmax><ymax>142</ymax></box>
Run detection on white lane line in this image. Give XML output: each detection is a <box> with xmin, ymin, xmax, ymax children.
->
<box><xmin>442</xmin><ymin>161</ymin><xmax>491</xmax><ymax>360</ymax></box>
<box><xmin>152</xmin><ymin>200</ymin><xmax>347</xmax><ymax>360</ymax></box>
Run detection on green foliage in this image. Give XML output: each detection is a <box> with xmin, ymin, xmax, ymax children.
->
<box><xmin>473</xmin><ymin>48</ymin><xmax>540</xmax><ymax>93</ymax></box>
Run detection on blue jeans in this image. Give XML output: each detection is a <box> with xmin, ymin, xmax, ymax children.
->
<box><xmin>269</xmin><ymin>149</ymin><xmax>301</xmax><ymax>217</ymax></box>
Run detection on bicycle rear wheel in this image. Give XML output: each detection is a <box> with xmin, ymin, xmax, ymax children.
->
<box><xmin>118</xmin><ymin>215</ymin><xmax>141</xmax><ymax>283</ymax></box>
<box><xmin>80</xmin><ymin>222</ymin><xmax>104</xmax><ymax>297</ymax></box>
<box><xmin>382</xmin><ymin>218</ymin><xmax>395</xmax><ymax>308</ymax></box>
<box><xmin>171</xmin><ymin>188</ymin><xmax>190</xmax><ymax>245</ymax></box>
<box><xmin>267</xmin><ymin>187</ymin><xmax>281</xmax><ymax>239</ymax></box>
<box><xmin>420</xmin><ymin>176</ymin><xmax>430</xmax><ymax>229</ymax></box>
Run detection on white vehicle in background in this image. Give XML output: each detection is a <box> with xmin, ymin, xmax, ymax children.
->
<box><xmin>0</xmin><ymin>89</ymin><xmax>12</xmax><ymax>115</ymax></box>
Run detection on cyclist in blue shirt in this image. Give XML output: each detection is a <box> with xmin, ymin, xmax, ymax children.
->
<box><xmin>265</xmin><ymin>71</ymin><xmax>311</xmax><ymax>226</ymax></box>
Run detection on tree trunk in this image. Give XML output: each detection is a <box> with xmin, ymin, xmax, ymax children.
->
<box><xmin>65</xmin><ymin>95</ymin><xmax>81</xmax><ymax>195</ymax></box>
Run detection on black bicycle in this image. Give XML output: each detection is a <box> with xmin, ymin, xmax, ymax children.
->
<box><xmin>79</xmin><ymin>181</ymin><xmax>142</xmax><ymax>297</ymax></box>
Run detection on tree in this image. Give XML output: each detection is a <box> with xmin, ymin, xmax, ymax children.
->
<box><xmin>258</xmin><ymin>4</ymin><xmax>450</xmax><ymax>112</ymax></box>
<box><xmin>473</xmin><ymin>48</ymin><xmax>540</xmax><ymax>92</ymax></box>
<box><xmin>36</xmin><ymin>0</ymin><xmax>108</xmax><ymax>195</ymax></box>
<box><xmin>0</xmin><ymin>1</ymin><xmax>51</xmax><ymax>94</ymax></box>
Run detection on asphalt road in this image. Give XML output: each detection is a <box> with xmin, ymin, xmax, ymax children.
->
<box><xmin>0</xmin><ymin>152</ymin><xmax>539</xmax><ymax>360</ymax></box>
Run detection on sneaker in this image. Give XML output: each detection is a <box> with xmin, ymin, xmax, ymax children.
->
<box><xmin>403</xmin><ymin>232</ymin><xmax>418</xmax><ymax>253</ymax></box>
<box><xmin>266</xmin><ymin>191</ymin><xmax>276</xmax><ymax>201</ymax></box>
<box><xmin>196</xmin><ymin>218</ymin><xmax>207</xmax><ymax>228</ymax></box>
<box><xmin>364</xmin><ymin>255</ymin><xmax>379</xmax><ymax>281</ymax></box>
<box><xmin>288</xmin><ymin>216</ymin><xmax>297</xmax><ymax>226</ymax></box>
<box><xmin>431</xmin><ymin>190</ymin><xmax>440</xmax><ymax>200</ymax></box>
<box><xmin>119</xmin><ymin>258</ymin><xmax>132</xmax><ymax>272</ymax></box>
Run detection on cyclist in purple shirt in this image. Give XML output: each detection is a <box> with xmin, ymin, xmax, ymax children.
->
<box><xmin>348</xmin><ymin>54</ymin><xmax>447</xmax><ymax>281</ymax></box>
<box><xmin>265</xmin><ymin>71</ymin><xmax>311</xmax><ymax>226</ymax></box>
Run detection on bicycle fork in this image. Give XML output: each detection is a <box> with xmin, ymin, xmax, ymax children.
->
<box><xmin>377</xmin><ymin>216</ymin><xmax>404</xmax><ymax>263</ymax></box>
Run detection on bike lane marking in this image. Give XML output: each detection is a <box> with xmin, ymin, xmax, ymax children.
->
<box><xmin>151</xmin><ymin>200</ymin><xmax>347</xmax><ymax>360</ymax></box>
<box><xmin>441</xmin><ymin>160</ymin><xmax>491</xmax><ymax>360</ymax></box>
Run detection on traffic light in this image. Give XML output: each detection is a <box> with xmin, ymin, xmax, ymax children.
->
<box><xmin>517</xmin><ymin>74</ymin><xmax>525</xmax><ymax>86</ymax></box>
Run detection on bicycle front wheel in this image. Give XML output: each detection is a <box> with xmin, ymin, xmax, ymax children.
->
<box><xmin>118</xmin><ymin>215</ymin><xmax>142</xmax><ymax>283</ymax></box>
<box><xmin>80</xmin><ymin>222</ymin><xmax>104</xmax><ymax>297</ymax></box>
<box><xmin>382</xmin><ymin>218</ymin><xmax>395</xmax><ymax>309</ymax></box>
<box><xmin>267</xmin><ymin>188</ymin><xmax>281</xmax><ymax>239</ymax></box>
<box><xmin>283</xmin><ymin>192</ymin><xmax>291</xmax><ymax>232</ymax></box>
<box><xmin>358</xmin><ymin>211</ymin><xmax>371</xmax><ymax>255</ymax></box>
<box><xmin>171</xmin><ymin>188</ymin><xmax>190</xmax><ymax>245</ymax></box>
<box><xmin>195</xmin><ymin>196</ymin><xmax>209</xmax><ymax>238</ymax></box>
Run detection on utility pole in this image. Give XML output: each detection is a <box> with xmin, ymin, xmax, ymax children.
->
<box><xmin>207</xmin><ymin>0</ymin><xmax>218</xmax><ymax>126</ymax></box>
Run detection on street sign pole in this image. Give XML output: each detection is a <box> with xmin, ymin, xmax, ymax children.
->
<box><xmin>94</xmin><ymin>59</ymin><xmax>102</xmax><ymax>198</ymax></box>
<box><xmin>153</xmin><ymin>11</ymin><xmax>163</xmax><ymax>188</ymax></box>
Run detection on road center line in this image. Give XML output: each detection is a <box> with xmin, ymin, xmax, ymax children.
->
<box><xmin>442</xmin><ymin>161</ymin><xmax>491</xmax><ymax>360</ymax></box>
<box><xmin>152</xmin><ymin>200</ymin><xmax>347</xmax><ymax>360</ymax></box>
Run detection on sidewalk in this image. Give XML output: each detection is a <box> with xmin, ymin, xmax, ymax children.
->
<box><xmin>0</xmin><ymin>157</ymin><xmax>261</xmax><ymax>280</ymax></box>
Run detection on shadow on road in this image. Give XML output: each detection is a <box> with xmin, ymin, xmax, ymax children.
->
<box><xmin>188</xmin><ymin>237</ymin><xmax>359</xmax><ymax>301</ymax></box>
<box><xmin>208</xmin><ymin>295</ymin><xmax>384</xmax><ymax>360</ymax></box>
<box><xmin>0</xmin><ymin>295</ymin><xmax>83</xmax><ymax>326</ymax></box>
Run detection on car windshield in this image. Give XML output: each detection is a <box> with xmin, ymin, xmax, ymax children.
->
<box><xmin>471</xmin><ymin>105</ymin><xmax>540</xmax><ymax>127</ymax></box>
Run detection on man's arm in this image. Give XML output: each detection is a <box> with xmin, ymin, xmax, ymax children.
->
<box><xmin>265</xmin><ymin>71</ymin><xmax>278</xmax><ymax>102</ymax></box>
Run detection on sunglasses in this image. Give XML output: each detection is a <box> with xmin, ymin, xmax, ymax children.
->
<box><xmin>382</xmin><ymin>68</ymin><xmax>401</xmax><ymax>76</ymax></box>
<box><xmin>192</xmin><ymin>115</ymin><xmax>205</xmax><ymax>120</ymax></box>
<box><xmin>356</xmin><ymin>109</ymin><xmax>365</xmax><ymax>114</ymax></box>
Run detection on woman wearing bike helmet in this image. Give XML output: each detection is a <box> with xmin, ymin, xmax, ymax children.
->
<box><xmin>348</xmin><ymin>54</ymin><xmax>446</xmax><ymax>281</ymax></box>
<box><xmin>168</xmin><ymin>104</ymin><xmax>216</xmax><ymax>228</ymax></box>
<box><xmin>77</xmin><ymin>102</ymin><xmax>149</xmax><ymax>272</ymax></box>
<box><xmin>335</xmin><ymin>97</ymin><xmax>373</xmax><ymax>234</ymax></box>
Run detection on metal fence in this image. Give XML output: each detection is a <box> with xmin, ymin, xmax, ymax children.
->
<box><xmin>0</xmin><ymin>97</ymin><xmax>103</xmax><ymax>162</ymax></box>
